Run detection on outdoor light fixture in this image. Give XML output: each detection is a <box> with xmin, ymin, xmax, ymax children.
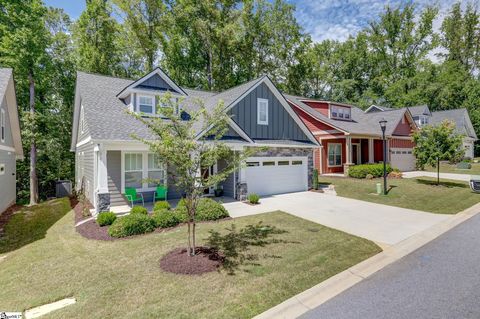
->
<box><xmin>379</xmin><ymin>119</ymin><xmax>387</xmax><ymax>195</ymax></box>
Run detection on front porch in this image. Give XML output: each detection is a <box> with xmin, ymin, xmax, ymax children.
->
<box><xmin>321</xmin><ymin>136</ymin><xmax>386</xmax><ymax>175</ymax></box>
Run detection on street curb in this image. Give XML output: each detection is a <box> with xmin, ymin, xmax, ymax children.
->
<box><xmin>253</xmin><ymin>202</ymin><xmax>480</xmax><ymax>319</ymax></box>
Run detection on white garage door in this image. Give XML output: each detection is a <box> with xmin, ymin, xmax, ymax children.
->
<box><xmin>245</xmin><ymin>157</ymin><xmax>308</xmax><ymax>196</ymax></box>
<box><xmin>390</xmin><ymin>148</ymin><xmax>416</xmax><ymax>172</ymax></box>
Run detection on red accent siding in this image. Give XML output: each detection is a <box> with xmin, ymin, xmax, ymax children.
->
<box><xmin>393</xmin><ymin>115</ymin><xmax>413</xmax><ymax>136</ymax></box>
<box><xmin>302</xmin><ymin>101</ymin><xmax>330</xmax><ymax>117</ymax></box>
<box><xmin>361</xmin><ymin>139</ymin><xmax>369</xmax><ymax>163</ymax></box>
<box><xmin>374</xmin><ymin>140</ymin><xmax>384</xmax><ymax>162</ymax></box>
<box><xmin>390</xmin><ymin>138</ymin><xmax>414</xmax><ymax>148</ymax></box>
<box><xmin>321</xmin><ymin>138</ymin><xmax>346</xmax><ymax>174</ymax></box>
<box><xmin>290</xmin><ymin>102</ymin><xmax>338</xmax><ymax>132</ymax></box>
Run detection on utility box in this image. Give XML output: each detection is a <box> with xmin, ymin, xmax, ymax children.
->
<box><xmin>376</xmin><ymin>183</ymin><xmax>382</xmax><ymax>195</ymax></box>
<box><xmin>55</xmin><ymin>180</ymin><xmax>72</xmax><ymax>198</ymax></box>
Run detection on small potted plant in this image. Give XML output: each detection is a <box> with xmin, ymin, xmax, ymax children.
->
<box><xmin>214</xmin><ymin>185</ymin><xmax>224</xmax><ymax>197</ymax></box>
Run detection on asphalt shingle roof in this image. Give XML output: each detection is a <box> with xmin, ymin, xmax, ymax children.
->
<box><xmin>430</xmin><ymin>109</ymin><xmax>477</xmax><ymax>139</ymax></box>
<box><xmin>407</xmin><ymin>105</ymin><xmax>431</xmax><ymax>117</ymax></box>
<box><xmin>285</xmin><ymin>94</ymin><xmax>409</xmax><ymax>137</ymax></box>
<box><xmin>0</xmin><ymin>68</ymin><xmax>12</xmax><ymax>100</ymax></box>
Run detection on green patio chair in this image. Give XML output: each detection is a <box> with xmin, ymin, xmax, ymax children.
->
<box><xmin>153</xmin><ymin>185</ymin><xmax>168</xmax><ymax>203</ymax></box>
<box><xmin>125</xmin><ymin>187</ymin><xmax>144</xmax><ymax>207</ymax></box>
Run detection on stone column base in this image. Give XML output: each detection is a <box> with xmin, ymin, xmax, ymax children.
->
<box><xmin>236</xmin><ymin>182</ymin><xmax>248</xmax><ymax>201</ymax></box>
<box><xmin>343</xmin><ymin>163</ymin><xmax>355</xmax><ymax>176</ymax></box>
<box><xmin>97</xmin><ymin>192</ymin><xmax>110</xmax><ymax>213</ymax></box>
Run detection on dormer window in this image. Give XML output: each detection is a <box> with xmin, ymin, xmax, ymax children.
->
<box><xmin>330</xmin><ymin>105</ymin><xmax>351</xmax><ymax>120</ymax></box>
<box><xmin>138</xmin><ymin>95</ymin><xmax>154</xmax><ymax>114</ymax></box>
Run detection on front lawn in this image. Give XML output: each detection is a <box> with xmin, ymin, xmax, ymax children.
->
<box><xmin>424</xmin><ymin>162</ymin><xmax>480</xmax><ymax>175</ymax></box>
<box><xmin>319</xmin><ymin>176</ymin><xmax>480</xmax><ymax>214</ymax></box>
<box><xmin>0</xmin><ymin>198</ymin><xmax>380</xmax><ymax>319</ymax></box>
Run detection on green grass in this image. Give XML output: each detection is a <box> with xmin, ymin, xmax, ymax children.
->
<box><xmin>424</xmin><ymin>162</ymin><xmax>480</xmax><ymax>175</ymax></box>
<box><xmin>318</xmin><ymin>176</ymin><xmax>480</xmax><ymax>214</ymax></box>
<box><xmin>0</xmin><ymin>198</ymin><xmax>380</xmax><ymax>319</ymax></box>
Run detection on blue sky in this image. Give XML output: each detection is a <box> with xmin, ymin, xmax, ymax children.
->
<box><xmin>45</xmin><ymin>0</ymin><xmax>456</xmax><ymax>42</ymax></box>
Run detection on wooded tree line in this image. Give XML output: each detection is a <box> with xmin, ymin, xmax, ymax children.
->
<box><xmin>0</xmin><ymin>0</ymin><xmax>479</xmax><ymax>203</ymax></box>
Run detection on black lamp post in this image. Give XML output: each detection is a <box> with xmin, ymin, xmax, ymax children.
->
<box><xmin>379</xmin><ymin>119</ymin><xmax>387</xmax><ymax>195</ymax></box>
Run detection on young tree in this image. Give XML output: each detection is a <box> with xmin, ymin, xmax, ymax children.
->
<box><xmin>131</xmin><ymin>94</ymin><xmax>251</xmax><ymax>256</ymax></box>
<box><xmin>413</xmin><ymin>120</ymin><xmax>464</xmax><ymax>185</ymax></box>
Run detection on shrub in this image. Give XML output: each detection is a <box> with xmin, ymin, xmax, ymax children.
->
<box><xmin>130</xmin><ymin>205</ymin><xmax>148</xmax><ymax>215</ymax></box>
<box><xmin>154</xmin><ymin>201</ymin><xmax>171</xmax><ymax>211</ymax></box>
<box><xmin>152</xmin><ymin>209</ymin><xmax>180</xmax><ymax>228</ymax></box>
<box><xmin>176</xmin><ymin>198</ymin><xmax>229</xmax><ymax>221</ymax></box>
<box><xmin>247</xmin><ymin>193</ymin><xmax>260</xmax><ymax>204</ymax></box>
<box><xmin>96</xmin><ymin>212</ymin><xmax>117</xmax><ymax>226</ymax></box>
<box><xmin>108</xmin><ymin>214</ymin><xmax>156</xmax><ymax>238</ymax></box>
<box><xmin>457</xmin><ymin>161</ymin><xmax>472</xmax><ymax>169</ymax></box>
<box><xmin>312</xmin><ymin>169</ymin><xmax>319</xmax><ymax>190</ymax></box>
<box><xmin>348</xmin><ymin>163</ymin><xmax>393</xmax><ymax>179</ymax></box>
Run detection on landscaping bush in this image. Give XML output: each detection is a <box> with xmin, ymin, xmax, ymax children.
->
<box><xmin>152</xmin><ymin>209</ymin><xmax>180</xmax><ymax>228</ymax></box>
<box><xmin>457</xmin><ymin>161</ymin><xmax>472</xmax><ymax>169</ymax></box>
<box><xmin>154</xmin><ymin>201</ymin><xmax>171</xmax><ymax>211</ymax></box>
<box><xmin>247</xmin><ymin>193</ymin><xmax>260</xmax><ymax>204</ymax></box>
<box><xmin>130</xmin><ymin>206</ymin><xmax>148</xmax><ymax>215</ymax></box>
<box><xmin>176</xmin><ymin>198</ymin><xmax>229</xmax><ymax>221</ymax></box>
<box><xmin>96</xmin><ymin>212</ymin><xmax>117</xmax><ymax>226</ymax></box>
<box><xmin>312</xmin><ymin>169</ymin><xmax>319</xmax><ymax>190</ymax></box>
<box><xmin>108</xmin><ymin>214</ymin><xmax>156</xmax><ymax>238</ymax></box>
<box><xmin>348</xmin><ymin>163</ymin><xmax>393</xmax><ymax>179</ymax></box>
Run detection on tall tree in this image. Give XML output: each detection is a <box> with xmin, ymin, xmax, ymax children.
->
<box><xmin>73</xmin><ymin>0</ymin><xmax>120</xmax><ymax>75</ymax></box>
<box><xmin>0</xmin><ymin>0</ymin><xmax>50</xmax><ymax>205</ymax></box>
<box><xmin>113</xmin><ymin>0</ymin><xmax>167</xmax><ymax>71</ymax></box>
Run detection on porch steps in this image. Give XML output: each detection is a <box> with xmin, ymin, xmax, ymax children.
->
<box><xmin>108</xmin><ymin>177</ymin><xmax>128</xmax><ymax>207</ymax></box>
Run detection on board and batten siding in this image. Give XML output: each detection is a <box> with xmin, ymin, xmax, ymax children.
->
<box><xmin>135</xmin><ymin>73</ymin><xmax>178</xmax><ymax>93</ymax></box>
<box><xmin>228</xmin><ymin>83</ymin><xmax>310</xmax><ymax>142</ymax></box>
<box><xmin>0</xmin><ymin>96</ymin><xmax>16</xmax><ymax>213</ymax></box>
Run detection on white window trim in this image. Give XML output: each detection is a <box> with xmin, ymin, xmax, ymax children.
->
<box><xmin>327</xmin><ymin>143</ymin><xmax>343</xmax><ymax>167</ymax></box>
<box><xmin>257</xmin><ymin>98</ymin><xmax>269</xmax><ymax>125</ymax></box>
<box><xmin>121</xmin><ymin>151</ymin><xmax>167</xmax><ymax>193</ymax></box>
<box><xmin>137</xmin><ymin>94</ymin><xmax>155</xmax><ymax>115</ymax></box>
<box><xmin>0</xmin><ymin>108</ymin><xmax>5</xmax><ymax>143</ymax></box>
<box><xmin>80</xmin><ymin>105</ymin><xmax>85</xmax><ymax>134</ymax></box>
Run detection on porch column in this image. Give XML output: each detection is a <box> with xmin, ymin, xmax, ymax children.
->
<box><xmin>97</xmin><ymin>144</ymin><xmax>109</xmax><ymax>193</ymax></box>
<box><xmin>368</xmin><ymin>138</ymin><xmax>374</xmax><ymax>163</ymax></box>
<box><xmin>346</xmin><ymin>136</ymin><xmax>352</xmax><ymax>164</ymax></box>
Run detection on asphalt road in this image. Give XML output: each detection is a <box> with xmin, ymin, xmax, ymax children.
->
<box><xmin>300</xmin><ymin>213</ymin><xmax>480</xmax><ymax>319</ymax></box>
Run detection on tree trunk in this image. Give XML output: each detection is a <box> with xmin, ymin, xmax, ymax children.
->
<box><xmin>207</xmin><ymin>46</ymin><xmax>213</xmax><ymax>90</ymax></box>
<box><xmin>192</xmin><ymin>220</ymin><xmax>196</xmax><ymax>255</ymax></box>
<box><xmin>437</xmin><ymin>157</ymin><xmax>440</xmax><ymax>186</ymax></box>
<box><xmin>187</xmin><ymin>219</ymin><xmax>192</xmax><ymax>256</ymax></box>
<box><xmin>29</xmin><ymin>72</ymin><xmax>39</xmax><ymax>205</ymax></box>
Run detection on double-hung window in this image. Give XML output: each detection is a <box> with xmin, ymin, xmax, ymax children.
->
<box><xmin>0</xmin><ymin>108</ymin><xmax>5</xmax><ymax>143</ymax></box>
<box><xmin>328</xmin><ymin>143</ymin><xmax>342</xmax><ymax>166</ymax></box>
<box><xmin>125</xmin><ymin>153</ymin><xmax>143</xmax><ymax>188</ymax></box>
<box><xmin>257</xmin><ymin>98</ymin><xmax>268</xmax><ymax>125</ymax></box>
<box><xmin>148</xmin><ymin>153</ymin><xmax>166</xmax><ymax>187</ymax></box>
<box><xmin>138</xmin><ymin>95</ymin><xmax>154</xmax><ymax>114</ymax></box>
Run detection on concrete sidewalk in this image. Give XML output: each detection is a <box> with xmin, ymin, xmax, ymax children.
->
<box><xmin>403</xmin><ymin>171</ymin><xmax>471</xmax><ymax>182</ymax></box>
<box><xmin>224</xmin><ymin>191</ymin><xmax>449</xmax><ymax>247</ymax></box>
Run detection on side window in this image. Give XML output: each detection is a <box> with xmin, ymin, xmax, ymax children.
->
<box><xmin>0</xmin><ymin>108</ymin><xmax>5</xmax><ymax>143</ymax></box>
<box><xmin>257</xmin><ymin>98</ymin><xmax>268</xmax><ymax>125</ymax></box>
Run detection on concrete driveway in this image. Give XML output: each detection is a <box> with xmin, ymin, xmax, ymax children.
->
<box><xmin>224</xmin><ymin>192</ymin><xmax>449</xmax><ymax>247</ymax></box>
<box><xmin>403</xmin><ymin>171</ymin><xmax>471</xmax><ymax>182</ymax></box>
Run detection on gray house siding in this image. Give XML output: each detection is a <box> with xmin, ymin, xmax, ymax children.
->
<box><xmin>107</xmin><ymin>151</ymin><xmax>121</xmax><ymax>192</ymax></box>
<box><xmin>0</xmin><ymin>96</ymin><xmax>14</xmax><ymax>147</ymax></box>
<box><xmin>228</xmin><ymin>83</ymin><xmax>310</xmax><ymax>142</ymax></box>
<box><xmin>78</xmin><ymin>102</ymin><xmax>91</xmax><ymax>143</ymax></box>
<box><xmin>75</xmin><ymin>142</ymin><xmax>95</xmax><ymax>205</ymax></box>
<box><xmin>0</xmin><ymin>150</ymin><xmax>16</xmax><ymax>213</ymax></box>
<box><xmin>0</xmin><ymin>96</ymin><xmax>17</xmax><ymax>213</ymax></box>
<box><xmin>218</xmin><ymin>159</ymin><xmax>235</xmax><ymax>197</ymax></box>
<box><xmin>135</xmin><ymin>73</ymin><xmax>178</xmax><ymax>93</ymax></box>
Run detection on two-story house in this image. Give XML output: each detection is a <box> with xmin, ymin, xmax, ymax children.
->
<box><xmin>0</xmin><ymin>68</ymin><xmax>23</xmax><ymax>213</ymax></box>
<box><xmin>71</xmin><ymin>68</ymin><xmax>318</xmax><ymax>213</ymax></box>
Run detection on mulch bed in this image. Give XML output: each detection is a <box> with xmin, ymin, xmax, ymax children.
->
<box><xmin>243</xmin><ymin>201</ymin><xmax>260</xmax><ymax>206</ymax></box>
<box><xmin>71</xmin><ymin>197</ymin><xmax>94</xmax><ymax>224</ymax></box>
<box><xmin>160</xmin><ymin>247</ymin><xmax>223</xmax><ymax>275</ymax></box>
<box><xmin>309</xmin><ymin>189</ymin><xmax>324</xmax><ymax>193</ymax></box>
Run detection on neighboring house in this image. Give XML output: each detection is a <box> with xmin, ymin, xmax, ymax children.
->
<box><xmin>0</xmin><ymin>68</ymin><xmax>23</xmax><ymax>213</ymax></box>
<box><xmin>71</xmin><ymin>68</ymin><xmax>318</xmax><ymax>213</ymax></box>
<box><xmin>368</xmin><ymin>104</ymin><xmax>478</xmax><ymax>159</ymax></box>
<box><xmin>286</xmin><ymin>95</ymin><xmax>418</xmax><ymax>174</ymax></box>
